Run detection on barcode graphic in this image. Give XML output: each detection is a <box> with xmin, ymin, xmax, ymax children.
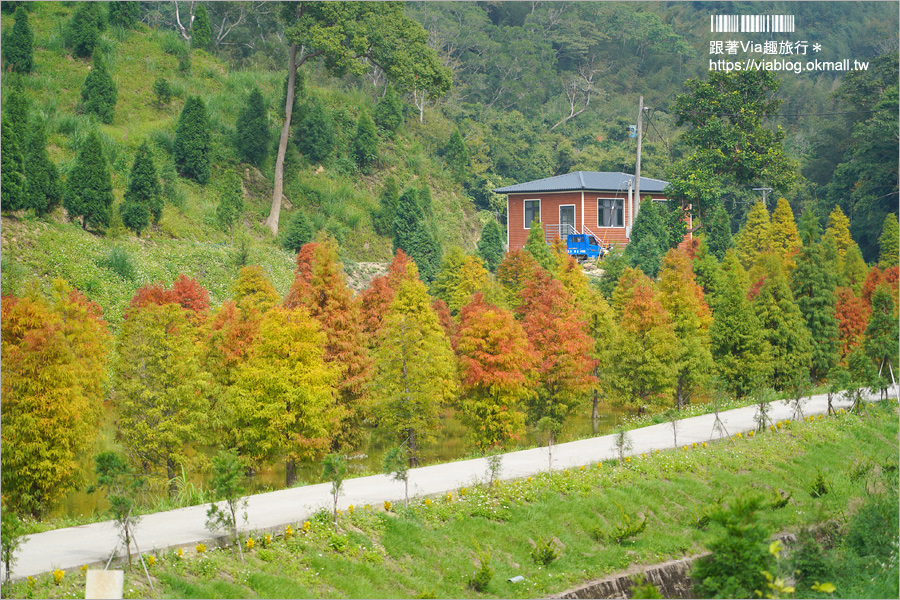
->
<box><xmin>710</xmin><ymin>15</ymin><xmax>795</xmax><ymax>33</ymax></box>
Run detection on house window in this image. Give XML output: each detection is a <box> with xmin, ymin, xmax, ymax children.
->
<box><xmin>524</xmin><ymin>200</ymin><xmax>540</xmax><ymax>228</ymax></box>
<box><xmin>598</xmin><ymin>198</ymin><xmax>624</xmax><ymax>227</ymax></box>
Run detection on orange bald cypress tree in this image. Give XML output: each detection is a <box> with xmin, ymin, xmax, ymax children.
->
<box><xmin>517</xmin><ymin>268</ymin><xmax>595</xmax><ymax>459</ymax></box>
<box><xmin>835</xmin><ymin>287</ymin><xmax>870</xmax><ymax>362</ymax></box>
<box><xmin>284</xmin><ymin>237</ymin><xmax>373</xmax><ymax>452</ymax></box>
<box><xmin>358</xmin><ymin>249</ymin><xmax>414</xmax><ymax>341</ymax></box>
<box><xmin>456</xmin><ymin>293</ymin><xmax>536</xmax><ymax>451</ymax></box>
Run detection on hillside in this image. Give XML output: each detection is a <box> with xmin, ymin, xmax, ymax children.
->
<box><xmin>0</xmin><ymin>2</ymin><xmax>482</xmax><ymax>326</ymax></box>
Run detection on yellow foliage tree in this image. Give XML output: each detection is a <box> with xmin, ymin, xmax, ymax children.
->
<box><xmin>1</xmin><ymin>282</ymin><xmax>110</xmax><ymax>517</ymax></box>
<box><xmin>231</xmin><ymin>306</ymin><xmax>339</xmax><ymax>486</ymax></box>
<box><xmin>371</xmin><ymin>262</ymin><xmax>458</xmax><ymax>466</ymax></box>
<box><xmin>770</xmin><ymin>198</ymin><xmax>801</xmax><ymax>270</ymax></box>
<box><xmin>734</xmin><ymin>201</ymin><xmax>772</xmax><ymax>270</ymax></box>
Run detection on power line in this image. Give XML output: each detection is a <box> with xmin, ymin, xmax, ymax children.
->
<box><xmin>681</xmin><ymin>108</ymin><xmax>892</xmax><ymax>118</ymax></box>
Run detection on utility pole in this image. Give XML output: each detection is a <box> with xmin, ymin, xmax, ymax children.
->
<box><xmin>633</xmin><ymin>95</ymin><xmax>644</xmax><ymax>226</ymax></box>
<box><xmin>753</xmin><ymin>187</ymin><xmax>773</xmax><ymax>207</ymax></box>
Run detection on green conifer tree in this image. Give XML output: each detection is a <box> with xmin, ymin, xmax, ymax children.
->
<box><xmin>296</xmin><ymin>98</ymin><xmax>334</xmax><ymax>165</ymax></box>
<box><xmin>351</xmin><ymin>111</ymin><xmax>378</xmax><ymax>174</ymax></box>
<box><xmin>122</xmin><ymin>142</ymin><xmax>162</xmax><ymax>236</ymax></box>
<box><xmin>444</xmin><ymin>126</ymin><xmax>469</xmax><ymax>180</ymax></box>
<box><xmin>81</xmin><ymin>54</ymin><xmax>117</xmax><ymax>124</ymax></box>
<box><xmin>477</xmin><ymin>219</ymin><xmax>505</xmax><ymax>273</ymax></box>
<box><xmin>235</xmin><ymin>88</ymin><xmax>270</xmax><ymax>166</ymax></box>
<box><xmin>216</xmin><ymin>170</ymin><xmax>244</xmax><ymax>245</ymax></box>
<box><xmin>373</xmin><ymin>176</ymin><xmax>399</xmax><ymax>236</ymax></box>
<box><xmin>1</xmin><ymin>114</ymin><xmax>27</xmax><ymax>210</ymax></box>
<box><xmin>393</xmin><ymin>187</ymin><xmax>442</xmax><ymax>282</ymax></box>
<box><xmin>282</xmin><ymin>210</ymin><xmax>315</xmax><ymax>254</ymax></box>
<box><xmin>704</xmin><ymin>202</ymin><xmax>733</xmax><ymax>260</ymax></box>
<box><xmin>791</xmin><ymin>241</ymin><xmax>840</xmax><ymax>382</ymax></box>
<box><xmin>64</xmin><ymin>132</ymin><xmax>113</xmax><ymax>230</ymax></box>
<box><xmin>152</xmin><ymin>77</ymin><xmax>172</xmax><ymax>109</ymax></box>
<box><xmin>108</xmin><ymin>1</ymin><xmax>140</xmax><ymax>28</ymax></box>
<box><xmin>752</xmin><ymin>255</ymin><xmax>814</xmax><ymax>390</ymax></box>
<box><xmin>625</xmin><ymin>200</ymin><xmax>668</xmax><ymax>278</ymax></box>
<box><xmin>524</xmin><ymin>221</ymin><xmax>554</xmax><ymax>272</ymax></box>
<box><xmin>798</xmin><ymin>205</ymin><xmax>821</xmax><ymax>247</ymax></box>
<box><xmin>173</xmin><ymin>96</ymin><xmax>211</xmax><ymax>184</ymax></box>
<box><xmin>2</xmin><ymin>7</ymin><xmax>34</xmax><ymax>74</ymax></box>
<box><xmin>67</xmin><ymin>3</ymin><xmax>100</xmax><ymax>58</ymax></box>
<box><xmin>374</xmin><ymin>85</ymin><xmax>404</xmax><ymax>135</ymax></box>
<box><xmin>878</xmin><ymin>213</ymin><xmax>899</xmax><ymax>269</ymax></box>
<box><xmin>3</xmin><ymin>78</ymin><xmax>28</xmax><ymax>152</ymax></box>
<box><xmin>25</xmin><ymin>125</ymin><xmax>63</xmax><ymax>216</ymax></box>
<box><xmin>709</xmin><ymin>250</ymin><xmax>773</xmax><ymax>397</ymax></box>
<box><xmin>865</xmin><ymin>284</ymin><xmax>899</xmax><ymax>375</ymax></box>
<box><xmin>191</xmin><ymin>4</ymin><xmax>212</xmax><ymax>50</ymax></box>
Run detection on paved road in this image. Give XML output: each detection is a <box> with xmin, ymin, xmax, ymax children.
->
<box><xmin>5</xmin><ymin>387</ymin><xmax>893</xmax><ymax>581</ymax></box>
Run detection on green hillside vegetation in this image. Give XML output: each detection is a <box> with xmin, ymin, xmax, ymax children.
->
<box><xmin>0</xmin><ymin>2</ymin><xmax>481</xmax><ymax>326</ymax></box>
<box><xmin>6</xmin><ymin>406</ymin><xmax>898</xmax><ymax>599</ymax></box>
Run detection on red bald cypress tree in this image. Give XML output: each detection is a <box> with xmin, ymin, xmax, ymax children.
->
<box><xmin>835</xmin><ymin>287</ymin><xmax>870</xmax><ymax>362</ymax></box>
<box><xmin>358</xmin><ymin>249</ymin><xmax>414</xmax><ymax>341</ymax></box>
<box><xmin>456</xmin><ymin>293</ymin><xmax>537</xmax><ymax>451</ymax></box>
<box><xmin>517</xmin><ymin>268</ymin><xmax>595</xmax><ymax>461</ymax></box>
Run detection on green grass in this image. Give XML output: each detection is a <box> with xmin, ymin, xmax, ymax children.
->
<box><xmin>7</xmin><ymin>405</ymin><xmax>897</xmax><ymax>599</ymax></box>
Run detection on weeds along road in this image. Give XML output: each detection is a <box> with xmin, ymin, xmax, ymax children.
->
<box><xmin>6</xmin><ymin>387</ymin><xmax>894</xmax><ymax>581</ymax></box>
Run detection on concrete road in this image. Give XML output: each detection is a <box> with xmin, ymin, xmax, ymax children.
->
<box><xmin>5</xmin><ymin>388</ymin><xmax>891</xmax><ymax>581</ymax></box>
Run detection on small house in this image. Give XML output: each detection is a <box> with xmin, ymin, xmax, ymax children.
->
<box><xmin>495</xmin><ymin>171</ymin><xmax>688</xmax><ymax>252</ymax></box>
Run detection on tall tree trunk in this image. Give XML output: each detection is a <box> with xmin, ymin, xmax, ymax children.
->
<box><xmin>591</xmin><ymin>387</ymin><xmax>599</xmax><ymax>435</ymax></box>
<box><xmin>266</xmin><ymin>42</ymin><xmax>298</xmax><ymax>237</ymax></box>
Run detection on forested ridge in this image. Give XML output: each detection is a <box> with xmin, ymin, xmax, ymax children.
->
<box><xmin>0</xmin><ymin>1</ymin><xmax>898</xmax><ymax>528</ymax></box>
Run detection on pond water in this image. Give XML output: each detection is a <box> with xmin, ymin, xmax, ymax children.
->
<box><xmin>54</xmin><ymin>404</ymin><xmax>632</xmax><ymax>519</ymax></box>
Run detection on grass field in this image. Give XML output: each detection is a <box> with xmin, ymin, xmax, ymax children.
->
<box><xmin>6</xmin><ymin>402</ymin><xmax>897</xmax><ymax>599</ymax></box>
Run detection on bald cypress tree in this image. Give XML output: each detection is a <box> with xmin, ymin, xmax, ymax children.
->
<box><xmin>791</xmin><ymin>241</ymin><xmax>840</xmax><ymax>382</ymax></box>
<box><xmin>64</xmin><ymin>132</ymin><xmax>113</xmax><ymax>230</ymax></box>
<box><xmin>81</xmin><ymin>53</ymin><xmax>117</xmax><ymax>124</ymax></box>
<box><xmin>173</xmin><ymin>96</ymin><xmax>211</xmax><ymax>184</ymax></box>
<box><xmin>878</xmin><ymin>213</ymin><xmax>899</xmax><ymax>269</ymax></box>
<box><xmin>2</xmin><ymin>6</ymin><xmax>34</xmax><ymax>74</ymax></box>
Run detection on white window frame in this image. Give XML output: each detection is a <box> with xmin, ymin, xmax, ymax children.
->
<box><xmin>598</xmin><ymin>198</ymin><xmax>625</xmax><ymax>228</ymax></box>
<box><xmin>559</xmin><ymin>204</ymin><xmax>577</xmax><ymax>234</ymax></box>
<box><xmin>524</xmin><ymin>199</ymin><xmax>541</xmax><ymax>229</ymax></box>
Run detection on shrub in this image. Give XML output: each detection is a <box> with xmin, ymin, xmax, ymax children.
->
<box><xmin>98</xmin><ymin>246</ymin><xmax>136</xmax><ymax>280</ymax></box>
<box><xmin>153</xmin><ymin>78</ymin><xmax>172</xmax><ymax>108</ymax></box>
<box><xmin>468</xmin><ymin>543</ymin><xmax>494</xmax><ymax>592</ymax></box>
<box><xmin>282</xmin><ymin>210</ymin><xmax>315</xmax><ymax>254</ymax></box>
<box><xmin>530</xmin><ymin>535</ymin><xmax>560</xmax><ymax>565</ymax></box>
<box><xmin>374</xmin><ymin>85</ymin><xmax>403</xmax><ymax>135</ymax></box>
<box><xmin>691</xmin><ymin>493</ymin><xmax>772</xmax><ymax>599</ymax></box>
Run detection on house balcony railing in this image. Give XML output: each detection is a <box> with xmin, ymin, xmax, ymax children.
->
<box><xmin>544</xmin><ymin>223</ymin><xmax>577</xmax><ymax>242</ymax></box>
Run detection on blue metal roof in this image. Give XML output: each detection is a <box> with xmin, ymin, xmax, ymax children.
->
<box><xmin>493</xmin><ymin>171</ymin><xmax>668</xmax><ymax>194</ymax></box>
